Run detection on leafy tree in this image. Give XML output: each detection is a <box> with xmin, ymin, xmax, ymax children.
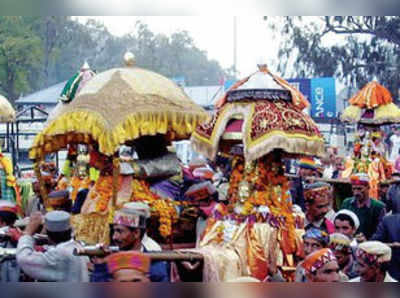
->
<box><xmin>267</xmin><ymin>16</ymin><xmax>400</xmax><ymax>100</ymax></box>
<box><xmin>0</xmin><ymin>16</ymin><xmax>42</xmax><ymax>101</ymax></box>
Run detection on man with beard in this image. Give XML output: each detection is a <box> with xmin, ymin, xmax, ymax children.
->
<box><xmin>303</xmin><ymin>183</ymin><xmax>335</xmax><ymax>234</ymax></box>
<box><xmin>91</xmin><ymin>202</ymin><xmax>168</xmax><ymax>282</ymax></box>
<box><xmin>341</xmin><ymin>174</ymin><xmax>386</xmax><ymax>240</ymax></box>
<box><xmin>302</xmin><ymin>248</ymin><xmax>340</xmax><ymax>282</ymax></box>
<box><xmin>350</xmin><ymin>241</ymin><xmax>397</xmax><ymax>282</ymax></box>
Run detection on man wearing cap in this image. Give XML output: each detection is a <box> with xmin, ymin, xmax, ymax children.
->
<box><xmin>334</xmin><ymin>210</ymin><xmax>360</xmax><ymax>250</ymax></box>
<box><xmin>16</xmin><ymin>211</ymin><xmax>89</xmax><ymax>282</ymax></box>
<box><xmin>303</xmin><ymin>183</ymin><xmax>335</xmax><ymax>234</ymax></box>
<box><xmin>371</xmin><ymin>213</ymin><xmax>400</xmax><ymax>280</ymax></box>
<box><xmin>302</xmin><ymin>248</ymin><xmax>340</xmax><ymax>282</ymax></box>
<box><xmin>107</xmin><ymin>251</ymin><xmax>151</xmax><ymax>282</ymax></box>
<box><xmin>290</xmin><ymin>158</ymin><xmax>318</xmax><ymax>211</ymax></box>
<box><xmin>341</xmin><ymin>174</ymin><xmax>386</xmax><ymax>239</ymax></box>
<box><xmin>386</xmin><ymin>172</ymin><xmax>400</xmax><ymax>214</ymax></box>
<box><xmin>329</xmin><ymin>233</ymin><xmax>358</xmax><ymax>280</ymax></box>
<box><xmin>91</xmin><ymin>202</ymin><xmax>168</xmax><ymax>282</ymax></box>
<box><xmin>0</xmin><ymin>201</ymin><xmax>21</xmax><ymax>282</ymax></box>
<box><xmin>350</xmin><ymin>241</ymin><xmax>397</xmax><ymax>282</ymax></box>
<box><xmin>295</xmin><ymin>227</ymin><xmax>329</xmax><ymax>282</ymax></box>
<box><xmin>46</xmin><ymin>190</ymin><xmax>72</xmax><ymax>213</ymax></box>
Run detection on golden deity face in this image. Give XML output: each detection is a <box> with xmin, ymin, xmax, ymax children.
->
<box><xmin>238</xmin><ymin>181</ymin><xmax>251</xmax><ymax>202</ymax></box>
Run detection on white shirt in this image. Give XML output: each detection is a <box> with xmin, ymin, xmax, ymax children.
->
<box><xmin>390</xmin><ymin>134</ymin><xmax>400</xmax><ymax>162</ymax></box>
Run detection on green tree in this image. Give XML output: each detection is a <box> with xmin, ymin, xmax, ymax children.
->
<box><xmin>267</xmin><ymin>16</ymin><xmax>400</xmax><ymax>99</ymax></box>
<box><xmin>0</xmin><ymin>16</ymin><xmax>42</xmax><ymax>102</ymax></box>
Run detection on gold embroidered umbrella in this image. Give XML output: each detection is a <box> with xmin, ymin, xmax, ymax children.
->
<box><xmin>30</xmin><ymin>53</ymin><xmax>208</xmax><ymax>160</ymax></box>
<box><xmin>191</xmin><ymin>67</ymin><xmax>325</xmax><ymax>162</ymax></box>
<box><xmin>0</xmin><ymin>94</ymin><xmax>16</xmax><ymax>123</ymax></box>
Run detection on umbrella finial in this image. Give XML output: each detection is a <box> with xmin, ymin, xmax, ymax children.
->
<box><xmin>256</xmin><ymin>57</ymin><xmax>269</xmax><ymax>73</ymax></box>
<box><xmin>124</xmin><ymin>52</ymin><xmax>136</xmax><ymax>67</ymax></box>
<box><xmin>81</xmin><ymin>61</ymin><xmax>90</xmax><ymax>71</ymax></box>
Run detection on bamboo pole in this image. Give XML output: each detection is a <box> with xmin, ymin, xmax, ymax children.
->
<box><xmin>112</xmin><ymin>155</ymin><xmax>120</xmax><ymax>208</ymax></box>
<box><xmin>34</xmin><ymin>158</ymin><xmax>49</xmax><ymax>209</ymax></box>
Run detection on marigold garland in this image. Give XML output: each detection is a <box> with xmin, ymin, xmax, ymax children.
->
<box><xmin>130</xmin><ymin>179</ymin><xmax>179</xmax><ymax>238</ymax></box>
<box><xmin>226</xmin><ymin>154</ymin><xmax>296</xmax><ymax>252</ymax></box>
<box><xmin>89</xmin><ymin>176</ymin><xmax>115</xmax><ymax>213</ymax></box>
<box><xmin>71</xmin><ymin>176</ymin><xmax>91</xmax><ymax>202</ymax></box>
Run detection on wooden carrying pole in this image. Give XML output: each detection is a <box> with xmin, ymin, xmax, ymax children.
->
<box><xmin>112</xmin><ymin>155</ymin><xmax>120</xmax><ymax>208</ymax></box>
<box><xmin>34</xmin><ymin>158</ymin><xmax>49</xmax><ymax>209</ymax></box>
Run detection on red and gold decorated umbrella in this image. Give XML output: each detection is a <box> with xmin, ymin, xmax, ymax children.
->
<box><xmin>191</xmin><ymin>67</ymin><xmax>325</xmax><ymax>161</ymax></box>
<box><xmin>341</xmin><ymin>81</ymin><xmax>400</xmax><ymax>124</ymax></box>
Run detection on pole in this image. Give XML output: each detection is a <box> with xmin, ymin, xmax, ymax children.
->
<box><xmin>233</xmin><ymin>16</ymin><xmax>238</xmax><ymax>75</ymax></box>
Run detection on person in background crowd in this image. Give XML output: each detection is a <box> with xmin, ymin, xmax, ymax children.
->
<box><xmin>302</xmin><ymin>248</ymin><xmax>340</xmax><ymax>282</ymax></box>
<box><xmin>385</xmin><ymin>172</ymin><xmax>400</xmax><ymax>214</ymax></box>
<box><xmin>46</xmin><ymin>190</ymin><xmax>72</xmax><ymax>213</ymax></box>
<box><xmin>378</xmin><ymin>181</ymin><xmax>390</xmax><ymax>203</ymax></box>
<box><xmin>394</xmin><ymin>149</ymin><xmax>400</xmax><ymax>173</ymax></box>
<box><xmin>332</xmin><ymin>156</ymin><xmax>345</xmax><ymax>179</ymax></box>
<box><xmin>350</xmin><ymin>241</ymin><xmax>397</xmax><ymax>282</ymax></box>
<box><xmin>389</xmin><ymin>126</ymin><xmax>400</xmax><ymax>162</ymax></box>
<box><xmin>16</xmin><ymin>211</ymin><xmax>89</xmax><ymax>282</ymax></box>
<box><xmin>0</xmin><ymin>201</ymin><xmax>20</xmax><ymax>282</ymax></box>
<box><xmin>334</xmin><ymin>210</ymin><xmax>360</xmax><ymax>250</ymax></box>
<box><xmin>290</xmin><ymin>158</ymin><xmax>319</xmax><ymax>211</ymax></box>
<box><xmin>371</xmin><ymin>213</ymin><xmax>400</xmax><ymax>281</ymax></box>
<box><xmin>341</xmin><ymin>174</ymin><xmax>386</xmax><ymax>240</ymax></box>
<box><xmin>24</xmin><ymin>179</ymin><xmax>46</xmax><ymax>217</ymax></box>
<box><xmin>91</xmin><ymin>202</ymin><xmax>168</xmax><ymax>282</ymax></box>
<box><xmin>295</xmin><ymin>228</ymin><xmax>329</xmax><ymax>282</ymax></box>
<box><xmin>303</xmin><ymin>183</ymin><xmax>335</xmax><ymax>234</ymax></box>
<box><xmin>329</xmin><ymin>233</ymin><xmax>358</xmax><ymax>280</ymax></box>
<box><xmin>107</xmin><ymin>251</ymin><xmax>151</xmax><ymax>282</ymax></box>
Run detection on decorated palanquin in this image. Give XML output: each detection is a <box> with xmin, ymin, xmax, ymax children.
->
<box><xmin>29</xmin><ymin>52</ymin><xmax>208</xmax><ymax>245</ymax></box>
<box><xmin>341</xmin><ymin>81</ymin><xmax>400</xmax><ymax>199</ymax></box>
<box><xmin>0</xmin><ymin>94</ymin><xmax>20</xmax><ymax>213</ymax></box>
<box><xmin>191</xmin><ymin>64</ymin><xmax>325</xmax><ymax>281</ymax></box>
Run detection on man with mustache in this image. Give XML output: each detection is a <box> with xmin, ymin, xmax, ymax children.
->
<box><xmin>340</xmin><ymin>174</ymin><xmax>386</xmax><ymax>240</ymax></box>
<box><xmin>91</xmin><ymin>202</ymin><xmax>168</xmax><ymax>282</ymax></box>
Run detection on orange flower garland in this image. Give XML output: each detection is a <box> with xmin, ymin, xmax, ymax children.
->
<box><xmin>226</xmin><ymin>154</ymin><xmax>297</xmax><ymax>252</ymax></box>
<box><xmin>130</xmin><ymin>179</ymin><xmax>179</xmax><ymax>238</ymax></box>
<box><xmin>89</xmin><ymin>176</ymin><xmax>116</xmax><ymax>213</ymax></box>
<box><xmin>71</xmin><ymin>176</ymin><xmax>91</xmax><ymax>202</ymax></box>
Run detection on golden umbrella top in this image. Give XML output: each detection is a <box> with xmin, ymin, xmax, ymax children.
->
<box><xmin>30</xmin><ymin>53</ymin><xmax>208</xmax><ymax>159</ymax></box>
<box><xmin>0</xmin><ymin>94</ymin><xmax>16</xmax><ymax>123</ymax></box>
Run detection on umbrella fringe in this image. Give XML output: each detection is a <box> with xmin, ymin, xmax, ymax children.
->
<box><xmin>30</xmin><ymin>109</ymin><xmax>207</xmax><ymax>159</ymax></box>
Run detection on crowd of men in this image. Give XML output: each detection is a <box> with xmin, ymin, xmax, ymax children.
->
<box><xmin>0</xmin><ymin>153</ymin><xmax>399</xmax><ymax>282</ymax></box>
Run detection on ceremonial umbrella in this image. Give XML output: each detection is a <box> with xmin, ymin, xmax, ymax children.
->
<box><xmin>30</xmin><ymin>53</ymin><xmax>208</xmax><ymax>160</ymax></box>
<box><xmin>341</xmin><ymin>81</ymin><xmax>400</xmax><ymax>125</ymax></box>
<box><xmin>191</xmin><ymin>67</ymin><xmax>325</xmax><ymax>162</ymax></box>
<box><xmin>0</xmin><ymin>94</ymin><xmax>15</xmax><ymax>123</ymax></box>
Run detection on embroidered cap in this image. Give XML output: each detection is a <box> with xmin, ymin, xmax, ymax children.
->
<box><xmin>107</xmin><ymin>251</ymin><xmax>150</xmax><ymax>274</ymax></box>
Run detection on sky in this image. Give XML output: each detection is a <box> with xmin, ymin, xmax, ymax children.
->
<box><xmin>76</xmin><ymin>16</ymin><xmax>280</xmax><ymax>77</ymax></box>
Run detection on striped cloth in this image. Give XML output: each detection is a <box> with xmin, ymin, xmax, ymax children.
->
<box><xmin>0</xmin><ymin>169</ymin><xmax>16</xmax><ymax>202</ymax></box>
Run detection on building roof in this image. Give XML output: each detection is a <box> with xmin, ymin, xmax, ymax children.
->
<box><xmin>15</xmin><ymin>81</ymin><xmax>66</xmax><ymax>105</ymax></box>
<box><xmin>15</xmin><ymin>81</ymin><xmax>224</xmax><ymax>108</ymax></box>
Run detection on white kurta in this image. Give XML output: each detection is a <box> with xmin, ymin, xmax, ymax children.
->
<box><xmin>16</xmin><ymin>235</ymin><xmax>89</xmax><ymax>282</ymax></box>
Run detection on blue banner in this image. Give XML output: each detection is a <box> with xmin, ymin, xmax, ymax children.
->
<box><xmin>310</xmin><ymin>77</ymin><xmax>336</xmax><ymax>118</ymax></box>
<box><xmin>286</xmin><ymin>78</ymin><xmax>311</xmax><ymax>101</ymax></box>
